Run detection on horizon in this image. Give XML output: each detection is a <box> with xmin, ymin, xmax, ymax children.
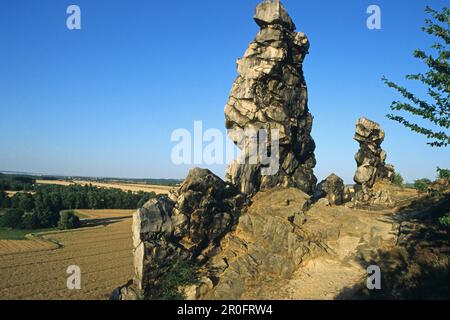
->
<box><xmin>0</xmin><ymin>0</ymin><xmax>449</xmax><ymax>184</ymax></box>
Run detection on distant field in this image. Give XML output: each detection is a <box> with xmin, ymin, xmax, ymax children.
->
<box><xmin>0</xmin><ymin>209</ymin><xmax>134</xmax><ymax>300</ymax></box>
<box><xmin>36</xmin><ymin>179</ymin><xmax>174</xmax><ymax>195</ymax></box>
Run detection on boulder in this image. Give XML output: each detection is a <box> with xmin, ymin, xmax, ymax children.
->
<box><xmin>315</xmin><ymin>174</ymin><xmax>347</xmax><ymax>206</ymax></box>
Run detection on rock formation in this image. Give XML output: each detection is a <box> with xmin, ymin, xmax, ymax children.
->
<box><xmin>315</xmin><ymin>174</ymin><xmax>350</xmax><ymax>206</ymax></box>
<box><xmin>112</xmin><ymin>168</ymin><xmax>245</xmax><ymax>299</ymax></box>
<box><xmin>225</xmin><ymin>0</ymin><xmax>317</xmax><ymax>196</ymax></box>
<box><xmin>353</xmin><ymin>117</ymin><xmax>395</xmax><ymax>205</ymax></box>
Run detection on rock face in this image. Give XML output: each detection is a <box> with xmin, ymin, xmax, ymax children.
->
<box><xmin>225</xmin><ymin>0</ymin><xmax>317</xmax><ymax>196</ymax></box>
<box><xmin>115</xmin><ymin>168</ymin><xmax>244</xmax><ymax>299</ymax></box>
<box><xmin>353</xmin><ymin>118</ymin><xmax>395</xmax><ymax>205</ymax></box>
<box><xmin>315</xmin><ymin>174</ymin><xmax>348</xmax><ymax>206</ymax></box>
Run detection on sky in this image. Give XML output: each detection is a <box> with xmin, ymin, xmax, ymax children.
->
<box><xmin>0</xmin><ymin>0</ymin><xmax>448</xmax><ymax>184</ymax></box>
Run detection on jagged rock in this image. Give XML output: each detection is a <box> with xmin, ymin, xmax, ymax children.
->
<box><xmin>203</xmin><ymin>188</ymin><xmax>323</xmax><ymax>299</ymax></box>
<box><xmin>225</xmin><ymin>0</ymin><xmax>317</xmax><ymax>196</ymax></box>
<box><xmin>353</xmin><ymin>118</ymin><xmax>396</xmax><ymax>206</ymax></box>
<box><xmin>118</xmin><ymin>168</ymin><xmax>245</xmax><ymax>299</ymax></box>
<box><xmin>254</xmin><ymin>0</ymin><xmax>295</xmax><ymax>31</ymax></box>
<box><xmin>315</xmin><ymin>174</ymin><xmax>347</xmax><ymax>206</ymax></box>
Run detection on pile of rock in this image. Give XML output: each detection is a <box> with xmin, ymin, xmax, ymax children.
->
<box><xmin>353</xmin><ymin>117</ymin><xmax>395</xmax><ymax>205</ymax></box>
<box><xmin>113</xmin><ymin>168</ymin><xmax>245</xmax><ymax>299</ymax></box>
<box><xmin>225</xmin><ymin>0</ymin><xmax>317</xmax><ymax>196</ymax></box>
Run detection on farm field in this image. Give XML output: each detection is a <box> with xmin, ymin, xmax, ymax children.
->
<box><xmin>36</xmin><ymin>179</ymin><xmax>174</xmax><ymax>195</ymax></box>
<box><xmin>0</xmin><ymin>209</ymin><xmax>135</xmax><ymax>300</ymax></box>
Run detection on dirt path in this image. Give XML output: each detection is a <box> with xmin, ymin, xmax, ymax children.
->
<box><xmin>250</xmin><ymin>206</ymin><xmax>399</xmax><ymax>300</ymax></box>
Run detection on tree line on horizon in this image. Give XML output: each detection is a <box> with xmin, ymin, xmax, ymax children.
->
<box><xmin>0</xmin><ymin>181</ymin><xmax>158</xmax><ymax>230</ymax></box>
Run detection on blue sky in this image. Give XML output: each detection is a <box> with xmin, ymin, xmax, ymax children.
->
<box><xmin>0</xmin><ymin>0</ymin><xmax>448</xmax><ymax>183</ymax></box>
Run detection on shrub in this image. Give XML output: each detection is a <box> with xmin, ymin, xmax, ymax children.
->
<box><xmin>20</xmin><ymin>213</ymin><xmax>41</xmax><ymax>229</ymax></box>
<box><xmin>147</xmin><ymin>260</ymin><xmax>199</xmax><ymax>300</ymax></box>
<box><xmin>439</xmin><ymin>213</ymin><xmax>450</xmax><ymax>227</ymax></box>
<box><xmin>437</xmin><ymin>167</ymin><xmax>450</xmax><ymax>180</ymax></box>
<box><xmin>58</xmin><ymin>210</ymin><xmax>81</xmax><ymax>230</ymax></box>
<box><xmin>0</xmin><ymin>209</ymin><xmax>24</xmax><ymax>229</ymax></box>
<box><xmin>393</xmin><ymin>173</ymin><xmax>404</xmax><ymax>187</ymax></box>
<box><xmin>414</xmin><ymin>178</ymin><xmax>432</xmax><ymax>192</ymax></box>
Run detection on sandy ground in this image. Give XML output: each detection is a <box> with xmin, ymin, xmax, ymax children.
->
<box><xmin>0</xmin><ymin>209</ymin><xmax>134</xmax><ymax>300</ymax></box>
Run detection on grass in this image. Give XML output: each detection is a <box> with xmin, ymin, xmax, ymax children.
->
<box><xmin>0</xmin><ymin>227</ymin><xmax>57</xmax><ymax>240</ymax></box>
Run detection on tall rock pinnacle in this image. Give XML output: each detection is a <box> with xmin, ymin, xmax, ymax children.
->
<box><xmin>225</xmin><ymin>0</ymin><xmax>317</xmax><ymax>195</ymax></box>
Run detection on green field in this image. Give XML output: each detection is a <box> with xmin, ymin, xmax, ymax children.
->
<box><xmin>0</xmin><ymin>227</ymin><xmax>57</xmax><ymax>240</ymax></box>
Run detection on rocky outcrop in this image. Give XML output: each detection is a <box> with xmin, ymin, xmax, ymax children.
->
<box><xmin>225</xmin><ymin>0</ymin><xmax>317</xmax><ymax>196</ymax></box>
<box><xmin>314</xmin><ymin>174</ymin><xmax>350</xmax><ymax>206</ymax></box>
<box><xmin>352</xmin><ymin>118</ymin><xmax>395</xmax><ymax>206</ymax></box>
<box><xmin>113</xmin><ymin>168</ymin><xmax>245</xmax><ymax>300</ymax></box>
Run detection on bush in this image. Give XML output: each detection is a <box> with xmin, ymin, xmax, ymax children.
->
<box><xmin>439</xmin><ymin>213</ymin><xmax>450</xmax><ymax>227</ymax></box>
<box><xmin>58</xmin><ymin>210</ymin><xmax>81</xmax><ymax>230</ymax></box>
<box><xmin>393</xmin><ymin>173</ymin><xmax>404</xmax><ymax>187</ymax></box>
<box><xmin>21</xmin><ymin>213</ymin><xmax>40</xmax><ymax>229</ymax></box>
<box><xmin>437</xmin><ymin>167</ymin><xmax>450</xmax><ymax>180</ymax></box>
<box><xmin>0</xmin><ymin>209</ymin><xmax>24</xmax><ymax>229</ymax></box>
<box><xmin>147</xmin><ymin>261</ymin><xmax>199</xmax><ymax>300</ymax></box>
<box><xmin>414</xmin><ymin>178</ymin><xmax>432</xmax><ymax>192</ymax></box>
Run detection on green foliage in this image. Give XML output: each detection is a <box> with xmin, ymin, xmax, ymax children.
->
<box><xmin>36</xmin><ymin>209</ymin><xmax>60</xmax><ymax>228</ymax></box>
<box><xmin>437</xmin><ymin>167</ymin><xmax>450</xmax><ymax>180</ymax></box>
<box><xmin>439</xmin><ymin>213</ymin><xmax>450</xmax><ymax>227</ymax></box>
<box><xmin>393</xmin><ymin>173</ymin><xmax>404</xmax><ymax>187</ymax></box>
<box><xmin>414</xmin><ymin>178</ymin><xmax>433</xmax><ymax>192</ymax></box>
<box><xmin>0</xmin><ymin>174</ymin><xmax>35</xmax><ymax>191</ymax></box>
<box><xmin>0</xmin><ymin>227</ymin><xmax>57</xmax><ymax>240</ymax></box>
<box><xmin>20</xmin><ymin>213</ymin><xmax>40</xmax><ymax>229</ymax></box>
<box><xmin>0</xmin><ymin>183</ymin><xmax>157</xmax><ymax>230</ymax></box>
<box><xmin>382</xmin><ymin>6</ymin><xmax>449</xmax><ymax>147</ymax></box>
<box><xmin>58</xmin><ymin>210</ymin><xmax>81</xmax><ymax>230</ymax></box>
<box><xmin>0</xmin><ymin>209</ymin><xmax>24</xmax><ymax>229</ymax></box>
<box><xmin>0</xmin><ymin>190</ymin><xmax>10</xmax><ymax>208</ymax></box>
<box><xmin>147</xmin><ymin>261</ymin><xmax>199</xmax><ymax>300</ymax></box>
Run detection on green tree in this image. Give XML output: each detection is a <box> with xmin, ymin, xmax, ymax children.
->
<box><xmin>0</xmin><ymin>209</ymin><xmax>24</xmax><ymax>228</ymax></box>
<box><xmin>382</xmin><ymin>6</ymin><xmax>449</xmax><ymax>147</ymax></box>
<box><xmin>437</xmin><ymin>167</ymin><xmax>450</xmax><ymax>180</ymax></box>
<box><xmin>58</xmin><ymin>211</ymin><xmax>81</xmax><ymax>230</ymax></box>
<box><xmin>393</xmin><ymin>173</ymin><xmax>404</xmax><ymax>187</ymax></box>
<box><xmin>414</xmin><ymin>178</ymin><xmax>433</xmax><ymax>192</ymax></box>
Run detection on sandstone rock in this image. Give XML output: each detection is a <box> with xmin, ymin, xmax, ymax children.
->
<box><xmin>254</xmin><ymin>0</ymin><xmax>295</xmax><ymax>31</ymax></box>
<box><xmin>352</xmin><ymin>118</ymin><xmax>396</xmax><ymax>207</ymax></box>
<box><xmin>120</xmin><ymin>168</ymin><xmax>244</xmax><ymax>299</ymax></box>
<box><xmin>225</xmin><ymin>0</ymin><xmax>316</xmax><ymax>196</ymax></box>
<box><xmin>315</xmin><ymin>174</ymin><xmax>347</xmax><ymax>206</ymax></box>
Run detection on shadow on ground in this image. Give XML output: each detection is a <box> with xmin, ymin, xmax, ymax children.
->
<box><xmin>80</xmin><ymin>216</ymin><xmax>131</xmax><ymax>228</ymax></box>
<box><xmin>336</xmin><ymin>192</ymin><xmax>450</xmax><ymax>300</ymax></box>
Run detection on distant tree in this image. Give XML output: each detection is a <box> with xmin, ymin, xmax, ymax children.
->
<box><xmin>36</xmin><ymin>208</ymin><xmax>59</xmax><ymax>228</ymax></box>
<box><xmin>58</xmin><ymin>211</ymin><xmax>81</xmax><ymax>230</ymax></box>
<box><xmin>0</xmin><ymin>209</ymin><xmax>24</xmax><ymax>229</ymax></box>
<box><xmin>0</xmin><ymin>190</ymin><xmax>11</xmax><ymax>208</ymax></box>
<box><xmin>382</xmin><ymin>6</ymin><xmax>449</xmax><ymax>147</ymax></box>
<box><xmin>414</xmin><ymin>178</ymin><xmax>433</xmax><ymax>192</ymax></box>
<box><xmin>437</xmin><ymin>167</ymin><xmax>450</xmax><ymax>180</ymax></box>
<box><xmin>21</xmin><ymin>213</ymin><xmax>40</xmax><ymax>229</ymax></box>
<box><xmin>11</xmin><ymin>193</ymin><xmax>34</xmax><ymax>212</ymax></box>
<box><xmin>393</xmin><ymin>173</ymin><xmax>405</xmax><ymax>187</ymax></box>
